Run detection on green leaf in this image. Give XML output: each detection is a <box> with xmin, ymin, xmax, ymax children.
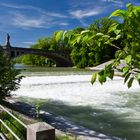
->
<box><xmin>127</xmin><ymin>34</ymin><xmax>132</xmax><ymax>39</ymax></box>
<box><xmin>108</xmin><ymin>70</ymin><xmax>114</xmax><ymax>80</ymax></box>
<box><xmin>123</xmin><ymin>66</ymin><xmax>129</xmax><ymax>75</ymax></box>
<box><xmin>138</xmin><ymin>80</ymin><xmax>140</xmax><ymax>85</ymax></box>
<box><xmin>98</xmin><ymin>74</ymin><xmax>106</xmax><ymax>85</ymax></box>
<box><xmin>124</xmin><ymin>73</ymin><xmax>131</xmax><ymax>83</ymax></box>
<box><xmin>99</xmin><ymin>70</ymin><xmax>104</xmax><ymax>76</ymax></box>
<box><xmin>82</xmin><ymin>35</ymin><xmax>90</xmax><ymax>43</ymax></box>
<box><xmin>103</xmin><ymin>35</ymin><xmax>110</xmax><ymax>39</ymax></box>
<box><xmin>81</xmin><ymin>30</ymin><xmax>90</xmax><ymax>34</ymax></box>
<box><xmin>136</xmin><ymin>73</ymin><xmax>140</xmax><ymax>85</ymax></box>
<box><xmin>63</xmin><ymin>36</ymin><xmax>68</xmax><ymax>43</ymax></box>
<box><xmin>115</xmin><ymin>35</ymin><xmax>121</xmax><ymax>40</ymax></box>
<box><xmin>126</xmin><ymin>3</ymin><xmax>132</xmax><ymax>8</ymax></box>
<box><xmin>108</xmin><ymin>23</ymin><xmax>118</xmax><ymax>33</ymax></box>
<box><xmin>96</xmin><ymin>33</ymin><xmax>104</xmax><ymax>36</ymax></box>
<box><xmin>110</xmin><ymin>9</ymin><xmax>127</xmax><ymax>18</ymax></box>
<box><xmin>91</xmin><ymin>73</ymin><xmax>97</xmax><ymax>85</ymax></box>
<box><xmin>62</xmin><ymin>30</ymin><xmax>67</xmax><ymax>39</ymax></box>
<box><xmin>117</xmin><ymin>51</ymin><xmax>125</xmax><ymax>59</ymax></box>
<box><xmin>127</xmin><ymin>77</ymin><xmax>134</xmax><ymax>88</ymax></box>
<box><xmin>114</xmin><ymin>29</ymin><xmax>121</xmax><ymax>35</ymax></box>
<box><xmin>137</xmin><ymin>73</ymin><xmax>140</xmax><ymax>79</ymax></box>
<box><xmin>125</xmin><ymin>55</ymin><xmax>132</xmax><ymax>64</ymax></box>
<box><xmin>76</xmin><ymin>35</ymin><xmax>81</xmax><ymax>43</ymax></box>
<box><xmin>55</xmin><ymin>30</ymin><xmax>63</xmax><ymax>42</ymax></box>
<box><xmin>97</xmin><ymin>42</ymin><xmax>101</xmax><ymax>47</ymax></box>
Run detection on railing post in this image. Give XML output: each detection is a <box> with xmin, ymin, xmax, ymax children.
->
<box><xmin>27</xmin><ymin>122</ymin><xmax>55</xmax><ymax>140</ymax></box>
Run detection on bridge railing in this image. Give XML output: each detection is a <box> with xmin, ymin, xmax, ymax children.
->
<box><xmin>0</xmin><ymin>105</ymin><xmax>27</xmax><ymax>140</ymax></box>
<box><xmin>0</xmin><ymin>104</ymin><xmax>55</xmax><ymax>140</ymax></box>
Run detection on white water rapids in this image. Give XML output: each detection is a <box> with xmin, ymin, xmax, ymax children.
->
<box><xmin>13</xmin><ymin>75</ymin><xmax>140</xmax><ymax>111</ymax></box>
<box><xmin>12</xmin><ymin>74</ymin><xmax>140</xmax><ymax>139</ymax></box>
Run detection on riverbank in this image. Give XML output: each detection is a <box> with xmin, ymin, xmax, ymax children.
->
<box><xmin>5</xmin><ymin>99</ymin><xmax>120</xmax><ymax>140</ymax></box>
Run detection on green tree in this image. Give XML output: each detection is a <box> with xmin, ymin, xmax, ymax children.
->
<box><xmin>55</xmin><ymin>3</ymin><xmax>140</xmax><ymax>87</ymax></box>
<box><xmin>0</xmin><ymin>47</ymin><xmax>22</xmax><ymax>100</ymax></box>
<box><xmin>55</xmin><ymin>18</ymin><xmax>117</xmax><ymax>68</ymax></box>
<box><xmin>91</xmin><ymin>3</ymin><xmax>140</xmax><ymax>88</ymax></box>
<box><xmin>88</xmin><ymin>18</ymin><xmax>117</xmax><ymax>33</ymax></box>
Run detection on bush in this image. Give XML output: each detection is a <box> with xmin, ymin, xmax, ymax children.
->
<box><xmin>0</xmin><ymin>47</ymin><xmax>22</xmax><ymax>100</ymax></box>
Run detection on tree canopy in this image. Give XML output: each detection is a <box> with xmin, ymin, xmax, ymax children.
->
<box><xmin>91</xmin><ymin>3</ymin><xmax>140</xmax><ymax>88</ymax></box>
<box><xmin>54</xmin><ymin>3</ymin><xmax>140</xmax><ymax>88</ymax></box>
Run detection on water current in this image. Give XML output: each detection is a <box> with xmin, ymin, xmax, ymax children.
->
<box><xmin>12</xmin><ymin>66</ymin><xmax>140</xmax><ymax>140</ymax></box>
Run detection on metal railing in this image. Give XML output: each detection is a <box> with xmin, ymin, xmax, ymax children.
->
<box><xmin>0</xmin><ymin>105</ymin><xmax>27</xmax><ymax>140</ymax></box>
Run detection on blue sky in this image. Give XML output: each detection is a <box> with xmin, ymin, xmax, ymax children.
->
<box><xmin>0</xmin><ymin>0</ymin><xmax>139</xmax><ymax>48</ymax></box>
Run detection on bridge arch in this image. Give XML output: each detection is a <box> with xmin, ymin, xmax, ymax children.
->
<box><xmin>9</xmin><ymin>47</ymin><xmax>73</xmax><ymax>67</ymax></box>
<box><xmin>3</xmin><ymin>34</ymin><xmax>73</xmax><ymax>67</ymax></box>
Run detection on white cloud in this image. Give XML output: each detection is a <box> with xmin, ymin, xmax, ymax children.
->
<box><xmin>70</xmin><ymin>0</ymin><xmax>97</xmax><ymax>9</ymax></box>
<box><xmin>10</xmin><ymin>12</ymin><xmax>70</xmax><ymax>29</ymax></box>
<box><xmin>12</xmin><ymin>13</ymin><xmax>46</xmax><ymax>29</ymax></box>
<box><xmin>0</xmin><ymin>3</ymin><xmax>69</xmax><ymax>29</ymax></box>
<box><xmin>70</xmin><ymin>8</ymin><xmax>102</xmax><ymax>19</ymax></box>
<box><xmin>101</xmin><ymin>0</ymin><xmax>123</xmax><ymax>7</ymax></box>
<box><xmin>68</xmin><ymin>0</ymin><xmax>105</xmax><ymax>26</ymax></box>
<box><xmin>59</xmin><ymin>22</ymin><xmax>69</xmax><ymax>26</ymax></box>
<box><xmin>0</xmin><ymin>3</ymin><xmax>33</xmax><ymax>9</ymax></box>
<box><xmin>68</xmin><ymin>0</ymin><xmax>124</xmax><ymax>26</ymax></box>
<box><xmin>0</xmin><ymin>3</ymin><xmax>67</xmax><ymax>18</ymax></box>
<box><xmin>22</xmin><ymin>41</ymin><xmax>35</xmax><ymax>45</ymax></box>
<box><xmin>46</xmin><ymin>12</ymin><xmax>67</xmax><ymax>18</ymax></box>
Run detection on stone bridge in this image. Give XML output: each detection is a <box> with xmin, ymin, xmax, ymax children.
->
<box><xmin>3</xmin><ymin>34</ymin><xmax>73</xmax><ymax>67</ymax></box>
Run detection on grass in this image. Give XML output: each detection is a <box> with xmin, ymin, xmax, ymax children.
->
<box><xmin>56</xmin><ymin>133</ymin><xmax>77</xmax><ymax>140</ymax></box>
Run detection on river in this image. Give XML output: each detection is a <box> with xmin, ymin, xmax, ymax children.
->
<box><xmin>12</xmin><ymin>65</ymin><xmax>140</xmax><ymax>140</ymax></box>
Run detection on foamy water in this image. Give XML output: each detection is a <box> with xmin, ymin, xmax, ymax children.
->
<box><xmin>12</xmin><ymin>74</ymin><xmax>140</xmax><ymax>139</ymax></box>
<box><xmin>13</xmin><ymin>75</ymin><xmax>140</xmax><ymax>111</ymax></box>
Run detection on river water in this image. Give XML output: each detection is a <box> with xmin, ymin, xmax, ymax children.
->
<box><xmin>12</xmin><ymin>65</ymin><xmax>140</xmax><ymax>140</ymax></box>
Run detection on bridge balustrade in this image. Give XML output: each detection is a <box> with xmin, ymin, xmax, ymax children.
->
<box><xmin>0</xmin><ymin>105</ymin><xmax>55</xmax><ymax>140</ymax></box>
<box><xmin>0</xmin><ymin>105</ymin><xmax>27</xmax><ymax>140</ymax></box>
